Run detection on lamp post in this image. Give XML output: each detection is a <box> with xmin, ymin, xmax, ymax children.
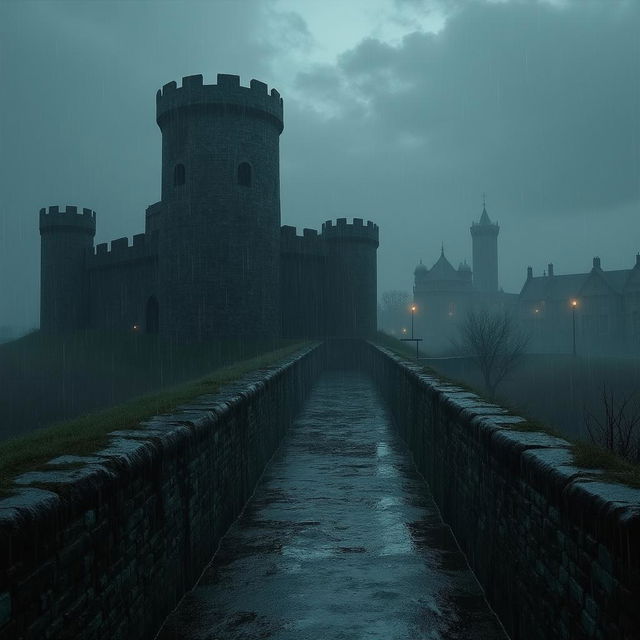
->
<box><xmin>410</xmin><ymin>304</ymin><xmax>416</xmax><ymax>339</ymax></box>
<box><xmin>571</xmin><ymin>299</ymin><xmax>578</xmax><ymax>356</ymax></box>
<box><xmin>401</xmin><ymin>304</ymin><xmax>422</xmax><ymax>360</ymax></box>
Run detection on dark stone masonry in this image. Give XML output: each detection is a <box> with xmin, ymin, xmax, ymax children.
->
<box><xmin>0</xmin><ymin>344</ymin><xmax>324</xmax><ymax>640</ymax></box>
<box><xmin>39</xmin><ymin>74</ymin><xmax>379</xmax><ymax>342</ymax></box>
<box><xmin>157</xmin><ymin>371</ymin><xmax>507</xmax><ymax>639</ymax></box>
<box><xmin>365</xmin><ymin>342</ymin><xmax>640</xmax><ymax>640</ymax></box>
<box><xmin>0</xmin><ymin>341</ymin><xmax>639</xmax><ymax>638</ymax></box>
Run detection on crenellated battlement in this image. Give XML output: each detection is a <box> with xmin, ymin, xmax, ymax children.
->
<box><xmin>321</xmin><ymin>218</ymin><xmax>379</xmax><ymax>246</ymax></box>
<box><xmin>156</xmin><ymin>74</ymin><xmax>283</xmax><ymax>131</ymax></box>
<box><xmin>280</xmin><ymin>225</ymin><xmax>324</xmax><ymax>256</ymax></box>
<box><xmin>37</xmin><ymin>73</ymin><xmax>378</xmax><ymax>340</ymax></box>
<box><xmin>39</xmin><ymin>205</ymin><xmax>96</xmax><ymax>235</ymax></box>
<box><xmin>89</xmin><ymin>232</ymin><xmax>158</xmax><ymax>269</ymax></box>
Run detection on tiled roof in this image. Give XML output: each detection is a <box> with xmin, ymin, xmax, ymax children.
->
<box><xmin>424</xmin><ymin>251</ymin><xmax>460</xmax><ymax>281</ymax></box>
<box><xmin>520</xmin><ymin>266</ymin><xmax>640</xmax><ymax>301</ymax></box>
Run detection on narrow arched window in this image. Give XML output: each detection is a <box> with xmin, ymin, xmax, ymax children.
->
<box><xmin>174</xmin><ymin>164</ymin><xmax>185</xmax><ymax>186</ymax></box>
<box><xmin>237</xmin><ymin>162</ymin><xmax>252</xmax><ymax>187</ymax></box>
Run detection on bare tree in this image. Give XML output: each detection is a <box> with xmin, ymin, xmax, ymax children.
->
<box><xmin>584</xmin><ymin>385</ymin><xmax>640</xmax><ymax>464</ymax></box>
<box><xmin>457</xmin><ymin>309</ymin><xmax>529</xmax><ymax>400</ymax></box>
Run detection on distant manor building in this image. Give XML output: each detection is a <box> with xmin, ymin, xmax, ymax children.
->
<box><xmin>518</xmin><ymin>255</ymin><xmax>640</xmax><ymax>355</ymax></box>
<box><xmin>39</xmin><ymin>74</ymin><xmax>379</xmax><ymax>342</ymax></box>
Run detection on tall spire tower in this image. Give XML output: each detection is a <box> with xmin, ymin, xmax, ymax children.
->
<box><xmin>470</xmin><ymin>196</ymin><xmax>499</xmax><ymax>293</ymax></box>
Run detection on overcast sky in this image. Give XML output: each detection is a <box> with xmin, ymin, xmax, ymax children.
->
<box><xmin>1</xmin><ymin>0</ymin><xmax>638</xmax><ymax>330</ymax></box>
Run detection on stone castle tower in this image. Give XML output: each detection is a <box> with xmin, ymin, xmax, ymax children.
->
<box><xmin>470</xmin><ymin>203</ymin><xmax>499</xmax><ymax>293</ymax></box>
<box><xmin>147</xmin><ymin>74</ymin><xmax>283</xmax><ymax>341</ymax></box>
<box><xmin>39</xmin><ymin>74</ymin><xmax>379</xmax><ymax>342</ymax></box>
<box><xmin>39</xmin><ymin>206</ymin><xmax>96</xmax><ymax>334</ymax></box>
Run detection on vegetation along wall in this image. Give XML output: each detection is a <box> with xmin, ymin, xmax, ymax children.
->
<box><xmin>1</xmin><ymin>339</ymin><xmax>639</xmax><ymax>639</ymax></box>
<box><xmin>365</xmin><ymin>342</ymin><xmax>640</xmax><ymax>640</ymax></box>
<box><xmin>0</xmin><ymin>343</ymin><xmax>324</xmax><ymax>640</ymax></box>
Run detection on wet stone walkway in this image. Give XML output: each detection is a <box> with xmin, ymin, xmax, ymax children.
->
<box><xmin>158</xmin><ymin>372</ymin><xmax>508</xmax><ymax>640</ymax></box>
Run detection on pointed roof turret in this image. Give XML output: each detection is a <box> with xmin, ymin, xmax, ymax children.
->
<box><xmin>425</xmin><ymin>248</ymin><xmax>458</xmax><ymax>281</ymax></box>
<box><xmin>478</xmin><ymin>193</ymin><xmax>492</xmax><ymax>225</ymax></box>
<box><xmin>414</xmin><ymin>258</ymin><xmax>428</xmax><ymax>276</ymax></box>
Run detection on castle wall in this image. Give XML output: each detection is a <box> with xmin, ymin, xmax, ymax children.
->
<box><xmin>0</xmin><ymin>344</ymin><xmax>324</xmax><ymax>640</ymax></box>
<box><xmin>322</xmin><ymin>218</ymin><xmax>379</xmax><ymax>338</ymax></box>
<box><xmin>39</xmin><ymin>76</ymin><xmax>380</xmax><ymax>343</ymax></box>
<box><xmin>364</xmin><ymin>342</ymin><xmax>640</xmax><ymax>640</ymax></box>
<box><xmin>5</xmin><ymin>338</ymin><xmax>637</xmax><ymax>638</ymax></box>
<box><xmin>280</xmin><ymin>226</ymin><xmax>327</xmax><ymax>338</ymax></box>
<box><xmin>87</xmin><ymin>233</ymin><xmax>159</xmax><ymax>333</ymax></box>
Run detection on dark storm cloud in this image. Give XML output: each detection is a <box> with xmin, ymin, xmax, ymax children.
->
<box><xmin>1</xmin><ymin>0</ymin><xmax>638</xmax><ymax>330</ymax></box>
<box><xmin>279</xmin><ymin>0</ymin><xmax>640</xmax><ymax>300</ymax></box>
<box><xmin>296</xmin><ymin>1</ymin><xmax>640</xmax><ymax>215</ymax></box>
<box><xmin>270</xmin><ymin>10</ymin><xmax>314</xmax><ymax>51</ymax></box>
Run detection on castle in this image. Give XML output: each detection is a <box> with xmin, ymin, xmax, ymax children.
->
<box><xmin>412</xmin><ymin>202</ymin><xmax>640</xmax><ymax>356</ymax></box>
<box><xmin>39</xmin><ymin>74</ymin><xmax>379</xmax><ymax>342</ymax></box>
<box><xmin>412</xmin><ymin>203</ymin><xmax>515</xmax><ymax>352</ymax></box>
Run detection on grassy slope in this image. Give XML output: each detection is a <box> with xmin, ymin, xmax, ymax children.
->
<box><xmin>375</xmin><ymin>332</ymin><xmax>640</xmax><ymax>488</ymax></box>
<box><xmin>0</xmin><ymin>330</ymin><xmax>301</xmax><ymax>441</ymax></box>
<box><xmin>0</xmin><ymin>341</ymin><xmax>307</xmax><ymax>493</ymax></box>
<box><xmin>426</xmin><ymin>352</ymin><xmax>640</xmax><ymax>440</ymax></box>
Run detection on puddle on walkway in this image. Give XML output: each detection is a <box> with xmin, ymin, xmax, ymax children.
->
<box><xmin>158</xmin><ymin>371</ymin><xmax>507</xmax><ymax>640</ymax></box>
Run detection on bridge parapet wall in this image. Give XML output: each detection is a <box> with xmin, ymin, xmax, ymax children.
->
<box><xmin>364</xmin><ymin>342</ymin><xmax>640</xmax><ymax>640</ymax></box>
<box><xmin>0</xmin><ymin>344</ymin><xmax>324</xmax><ymax>640</ymax></box>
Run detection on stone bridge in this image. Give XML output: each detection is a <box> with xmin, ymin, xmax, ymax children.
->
<box><xmin>0</xmin><ymin>341</ymin><xmax>638</xmax><ymax>639</ymax></box>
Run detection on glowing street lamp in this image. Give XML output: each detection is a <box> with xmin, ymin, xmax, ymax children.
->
<box><xmin>571</xmin><ymin>299</ymin><xmax>578</xmax><ymax>356</ymax></box>
<box><xmin>400</xmin><ymin>305</ymin><xmax>422</xmax><ymax>360</ymax></box>
<box><xmin>410</xmin><ymin>304</ymin><xmax>417</xmax><ymax>339</ymax></box>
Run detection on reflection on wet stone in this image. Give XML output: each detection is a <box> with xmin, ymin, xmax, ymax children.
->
<box><xmin>158</xmin><ymin>372</ymin><xmax>507</xmax><ymax>640</ymax></box>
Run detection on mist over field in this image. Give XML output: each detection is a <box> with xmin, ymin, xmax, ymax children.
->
<box><xmin>2</xmin><ymin>4</ymin><xmax>640</xmax><ymax>640</ymax></box>
<box><xmin>0</xmin><ymin>0</ymin><xmax>638</xmax><ymax>443</ymax></box>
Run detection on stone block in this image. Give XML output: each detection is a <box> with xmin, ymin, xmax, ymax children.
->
<box><xmin>0</xmin><ymin>593</ymin><xmax>10</xmax><ymax>627</ymax></box>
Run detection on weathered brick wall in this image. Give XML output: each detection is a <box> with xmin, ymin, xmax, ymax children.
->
<box><xmin>155</xmin><ymin>75</ymin><xmax>283</xmax><ymax>342</ymax></box>
<box><xmin>88</xmin><ymin>233</ymin><xmax>159</xmax><ymax>333</ymax></box>
<box><xmin>365</xmin><ymin>343</ymin><xmax>640</xmax><ymax>640</ymax></box>
<box><xmin>0</xmin><ymin>344</ymin><xmax>324</xmax><ymax>640</ymax></box>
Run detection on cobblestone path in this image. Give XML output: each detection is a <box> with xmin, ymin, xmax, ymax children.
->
<box><xmin>158</xmin><ymin>371</ymin><xmax>508</xmax><ymax>640</ymax></box>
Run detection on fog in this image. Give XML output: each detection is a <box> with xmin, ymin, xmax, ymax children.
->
<box><xmin>1</xmin><ymin>0</ymin><xmax>638</xmax><ymax>332</ymax></box>
<box><xmin>2</xmin><ymin>5</ymin><xmax>640</xmax><ymax>634</ymax></box>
